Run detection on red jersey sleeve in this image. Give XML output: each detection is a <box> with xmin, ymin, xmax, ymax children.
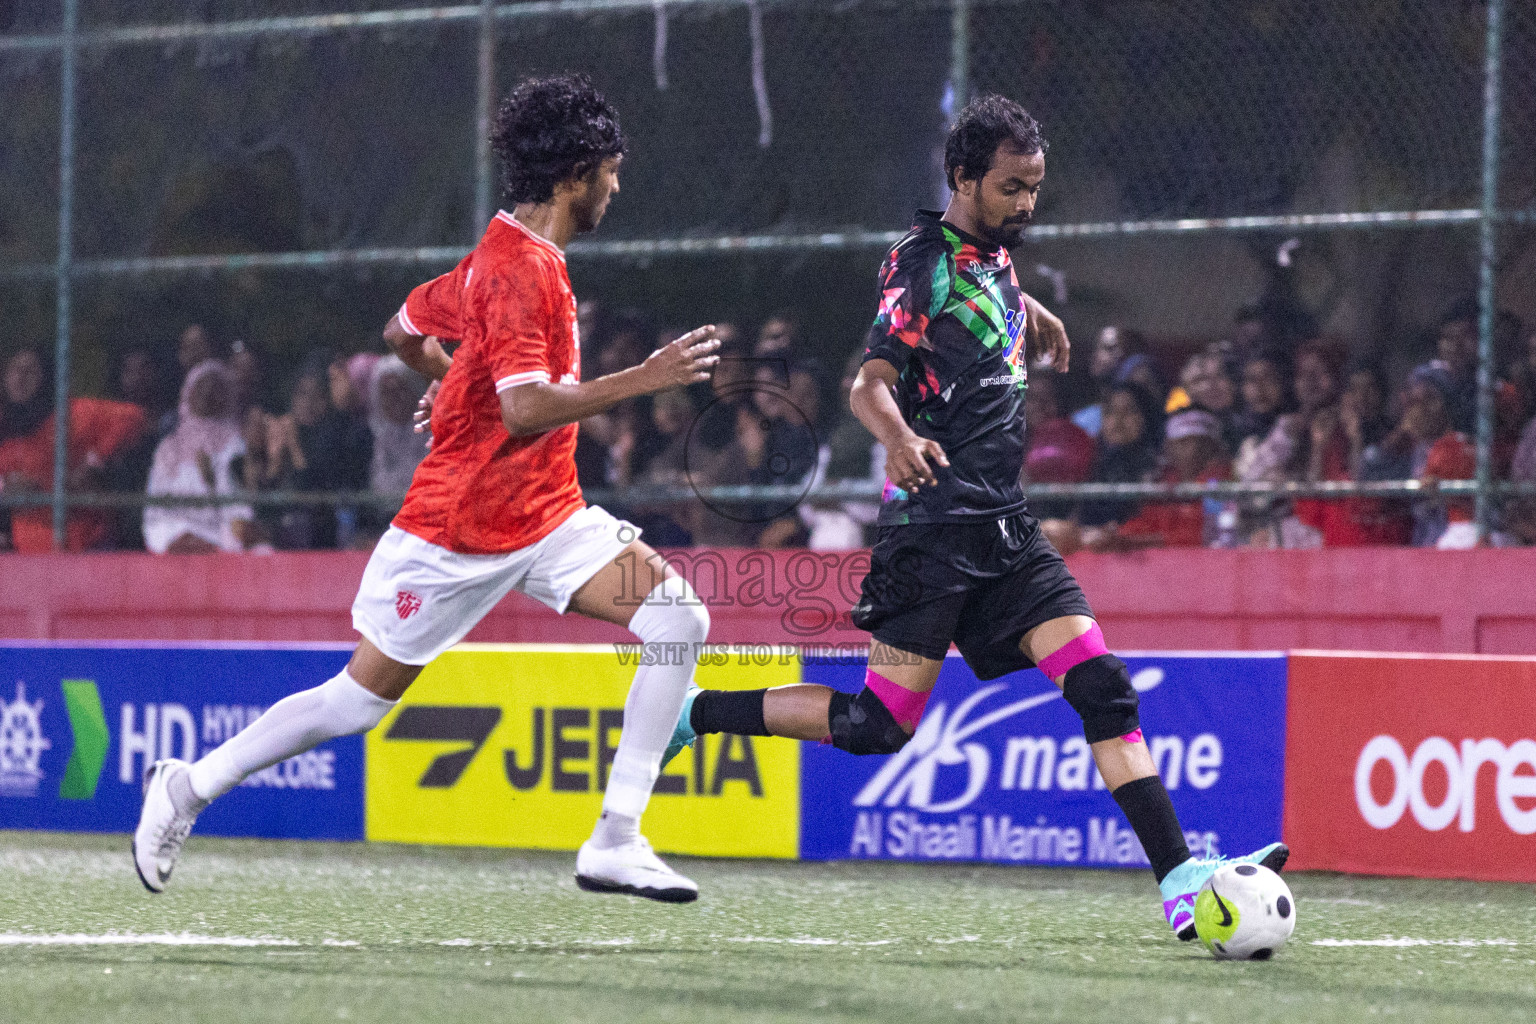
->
<box><xmin>398</xmin><ymin>256</ymin><xmax>469</xmax><ymax>339</ymax></box>
<box><xmin>484</xmin><ymin>259</ymin><xmax>559</xmax><ymax>393</ymax></box>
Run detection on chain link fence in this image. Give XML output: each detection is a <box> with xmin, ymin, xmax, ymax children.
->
<box><xmin>0</xmin><ymin>0</ymin><xmax>1532</xmax><ymax>547</ymax></box>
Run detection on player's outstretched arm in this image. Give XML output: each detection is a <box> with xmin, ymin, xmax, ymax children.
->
<box><xmin>500</xmin><ymin>326</ymin><xmax>720</xmax><ymax>438</ymax></box>
<box><xmin>383</xmin><ymin>314</ymin><xmax>455</xmax><ymax>381</ymax></box>
<box><xmin>849</xmin><ymin>357</ymin><xmax>948</xmax><ymax>492</ymax></box>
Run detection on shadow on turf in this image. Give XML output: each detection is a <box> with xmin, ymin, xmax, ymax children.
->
<box><xmin>29</xmin><ymin>944</ymin><xmax>1536</xmax><ymax>1021</ymax></box>
<box><xmin>26</xmin><ymin>948</ymin><xmax>914</xmax><ymax>1019</ymax></box>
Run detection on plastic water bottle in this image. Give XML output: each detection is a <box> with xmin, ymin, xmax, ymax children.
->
<box><xmin>1203</xmin><ymin>499</ymin><xmax>1240</xmax><ymax>548</ymax></box>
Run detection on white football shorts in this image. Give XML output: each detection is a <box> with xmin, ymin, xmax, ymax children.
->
<box><xmin>351</xmin><ymin>505</ymin><xmax>639</xmax><ymax>666</ymax></box>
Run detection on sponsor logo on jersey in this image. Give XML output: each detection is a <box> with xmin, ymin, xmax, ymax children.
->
<box><xmin>1001</xmin><ymin>307</ymin><xmax>1027</xmax><ymax>361</ymax></box>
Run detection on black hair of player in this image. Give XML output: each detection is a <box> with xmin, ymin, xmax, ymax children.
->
<box><xmin>491</xmin><ymin>74</ymin><xmax>628</xmax><ymax>205</ymax></box>
<box><xmin>944</xmin><ymin>95</ymin><xmax>1048</xmax><ymax>192</ymax></box>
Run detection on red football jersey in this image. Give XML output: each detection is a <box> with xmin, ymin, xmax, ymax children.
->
<box><xmin>391</xmin><ymin>212</ymin><xmax>585</xmax><ymax>554</ymax></box>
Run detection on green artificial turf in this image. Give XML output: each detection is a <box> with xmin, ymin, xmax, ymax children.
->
<box><xmin>2</xmin><ymin>830</ymin><xmax>1535</xmax><ymax>1023</ymax></box>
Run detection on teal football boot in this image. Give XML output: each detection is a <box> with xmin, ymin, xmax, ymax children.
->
<box><xmin>1159</xmin><ymin>842</ymin><xmax>1289</xmax><ymax>940</ymax></box>
<box><xmin>660</xmin><ymin>685</ymin><xmax>701</xmax><ymax>770</ymax></box>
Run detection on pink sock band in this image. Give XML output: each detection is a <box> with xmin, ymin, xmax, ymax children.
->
<box><xmin>1121</xmin><ymin>728</ymin><xmax>1144</xmax><ymax>744</ymax></box>
<box><xmin>1037</xmin><ymin>622</ymin><xmax>1108</xmax><ymax>681</ymax></box>
<box><xmin>864</xmin><ymin>669</ymin><xmax>930</xmax><ymax>731</ymax></box>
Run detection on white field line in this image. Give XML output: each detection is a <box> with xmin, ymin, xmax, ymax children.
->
<box><xmin>1310</xmin><ymin>938</ymin><xmax>1519</xmax><ymax>947</ymax></box>
<box><xmin>722</xmin><ymin>936</ymin><xmax>899</xmax><ymax>946</ymax></box>
<box><xmin>1</xmin><ymin>932</ymin><xmax>930</xmax><ymax>950</ymax></box>
<box><xmin>0</xmin><ymin>933</ymin><xmax>300</xmax><ymax>947</ymax></box>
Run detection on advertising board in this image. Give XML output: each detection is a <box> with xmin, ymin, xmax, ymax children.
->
<box><xmin>1285</xmin><ymin>652</ymin><xmax>1536</xmax><ymax>881</ymax></box>
<box><xmin>799</xmin><ymin>652</ymin><xmax>1287</xmax><ymax>867</ymax></box>
<box><xmin>365</xmin><ymin>644</ymin><xmax>800</xmax><ymax>859</ymax></box>
<box><xmin>0</xmin><ymin>642</ymin><xmax>362</xmax><ymax>840</ymax></box>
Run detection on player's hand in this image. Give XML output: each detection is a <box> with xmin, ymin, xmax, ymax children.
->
<box><xmin>885</xmin><ymin>434</ymin><xmax>949</xmax><ymax>492</ymax></box>
<box><xmin>1023</xmin><ymin>293</ymin><xmax>1070</xmax><ymax>372</ymax></box>
<box><xmin>639</xmin><ymin>325</ymin><xmax>721</xmax><ymax>391</ymax></box>
<box><xmin>414</xmin><ymin>380</ymin><xmax>440</xmax><ymax>445</ymax></box>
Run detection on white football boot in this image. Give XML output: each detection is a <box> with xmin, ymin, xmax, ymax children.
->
<box><xmin>575</xmin><ymin>836</ymin><xmax>699</xmax><ymax>903</ymax></box>
<box><xmin>132</xmin><ymin>759</ymin><xmax>200</xmax><ymax>893</ymax></box>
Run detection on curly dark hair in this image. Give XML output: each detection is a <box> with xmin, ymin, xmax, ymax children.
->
<box><xmin>944</xmin><ymin>94</ymin><xmax>1048</xmax><ymax>191</ymax></box>
<box><xmin>491</xmin><ymin>74</ymin><xmax>627</xmax><ymax>205</ymax></box>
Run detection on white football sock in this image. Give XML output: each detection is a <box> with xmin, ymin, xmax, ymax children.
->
<box><xmin>590</xmin><ymin>810</ymin><xmax>641</xmax><ymax>851</ymax></box>
<box><xmin>188</xmin><ymin>668</ymin><xmax>395</xmax><ymax>802</ymax></box>
<box><xmin>597</xmin><ymin>576</ymin><xmax>710</xmax><ymax>829</ymax></box>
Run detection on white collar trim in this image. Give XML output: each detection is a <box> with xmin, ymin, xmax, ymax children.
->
<box><xmin>496</xmin><ymin>210</ymin><xmax>565</xmax><ymax>260</ymax></box>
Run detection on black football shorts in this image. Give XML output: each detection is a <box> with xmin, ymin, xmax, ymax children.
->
<box><xmin>849</xmin><ymin>512</ymin><xmax>1094</xmax><ymax>680</ymax></box>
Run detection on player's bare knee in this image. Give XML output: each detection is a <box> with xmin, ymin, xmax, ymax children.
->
<box><xmin>1062</xmin><ymin>654</ymin><xmax>1140</xmax><ymax>744</ymax></box>
<box><xmin>828</xmin><ymin>688</ymin><xmax>911</xmax><ymax>755</ymax></box>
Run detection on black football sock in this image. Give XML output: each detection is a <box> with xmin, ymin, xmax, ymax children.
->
<box><xmin>689</xmin><ymin>689</ymin><xmax>771</xmax><ymax>736</ymax></box>
<box><xmin>1111</xmin><ymin>775</ymin><xmax>1192</xmax><ymax>883</ymax></box>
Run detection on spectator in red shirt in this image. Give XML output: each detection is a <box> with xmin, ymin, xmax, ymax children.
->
<box><xmin>1361</xmin><ymin>364</ymin><xmax>1477</xmax><ymax>548</ymax></box>
<box><xmin>1293</xmin><ymin>354</ymin><xmax>1410</xmax><ymax>546</ymax></box>
<box><xmin>1079</xmin><ymin>409</ymin><xmax>1230</xmax><ymax>551</ymax></box>
<box><xmin>0</xmin><ymin>347</ymin><xmax>148</xmax><ymax>552</ymax></box>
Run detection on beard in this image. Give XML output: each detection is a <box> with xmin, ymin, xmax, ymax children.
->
<box><xmin>983</xmin><ymin>215</ymin><xmax>1031</xmax><ymax>249</ymax></box>
<box><xmin>572</xmin><ymin>194</ymin><xmax>607</xmax><ymax>234</ymax></box>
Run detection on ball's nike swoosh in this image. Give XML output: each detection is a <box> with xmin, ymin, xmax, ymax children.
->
<box><xmin>1212</xmin><ymin>887</ymin><xmax>1234</xmax><ymax>928</ymax></box>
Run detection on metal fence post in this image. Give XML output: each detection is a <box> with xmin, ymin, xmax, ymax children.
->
<box><xmin>474</xmin><ymin>0</ymin><xmax>497</xmax><ymax>232</ymax></box>
<box><xmin>951</xmin><ymin>0</ymin><xmax>970</xmax><ymax>113</ymax></box>
<box><xmin>51</xmin><ymin>0</ymin><xmax>78</xmax><ymax>551</ymax></box>
<box><xmin>1474</xmin><ymin>0</ymin><xmax>1506</xmax><ymax>542</ymax></box>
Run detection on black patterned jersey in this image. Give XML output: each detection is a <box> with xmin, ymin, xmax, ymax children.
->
<box><xmin>862</xmin><ymin>210</ymin><xmax>1030</xmax><ymax>525</ymax></box>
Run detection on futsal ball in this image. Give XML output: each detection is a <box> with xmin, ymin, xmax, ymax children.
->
<box><xmin>1192</xmin><ymin>863</ymin><xmax>1296</xmax><ymax>960</ymax></box>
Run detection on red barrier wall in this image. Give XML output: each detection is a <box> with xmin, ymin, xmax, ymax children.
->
<box><xmin>4</xmin><ymin>547</ymin><xmax>1536</xmax><ymax>654</ymax></box>
<box><xmin>1285</xmin><ymin>652</ymin><xmax>1536</xmax><ymax>882</ymax></box>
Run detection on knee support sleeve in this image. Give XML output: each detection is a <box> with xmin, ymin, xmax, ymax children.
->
<box><xmin>1037</xmin><ymin>622</ymin><xmax>1108</xmax><ymax>680</ymax></box>
<box><xmin>1062</xmin><ymin>654</ymin><xmax>1140</xmax><ymax>744</ymax></box>
<box><xmin>828</xmin><ymin>686</ymin><xmax>912</xmax><ymax>756</ymax></box>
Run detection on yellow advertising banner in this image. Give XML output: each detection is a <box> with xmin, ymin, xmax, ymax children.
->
<box><xmin>366</xmin><ymin>644</ymin><xmax>800</xmax><ymax>859</ymax></box>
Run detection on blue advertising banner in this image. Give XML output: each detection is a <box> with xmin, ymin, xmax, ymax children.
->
<box><xmin>800</xmin><ymin>652</ymin><xmax>1287</xmax><ymax>867</ymax></box>
<box><xmin>0</xmin><ymin>643</ymin><xmax>362</xmax><ymax>841</ymax></box>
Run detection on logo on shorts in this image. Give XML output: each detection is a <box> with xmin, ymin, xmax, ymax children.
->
<box><xmin>395</xmin><ymin>590</ymin><xmax>423</xmax><ymax>620</ymax></box>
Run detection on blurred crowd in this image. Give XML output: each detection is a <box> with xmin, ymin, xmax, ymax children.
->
<box><xmin>3</xmin><ymin>296</ymin><xmax>1535</xmax><ymax>555</ymax></box>
<box><xmin>1034</xmin><ymin>298</ymin><xmax>1536</xmax><ymax>554</ymax></box>
<box><xmin>0</xmin><ymin>324</ymin><xmax>428</xmax><ymax>554</ymax></box>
